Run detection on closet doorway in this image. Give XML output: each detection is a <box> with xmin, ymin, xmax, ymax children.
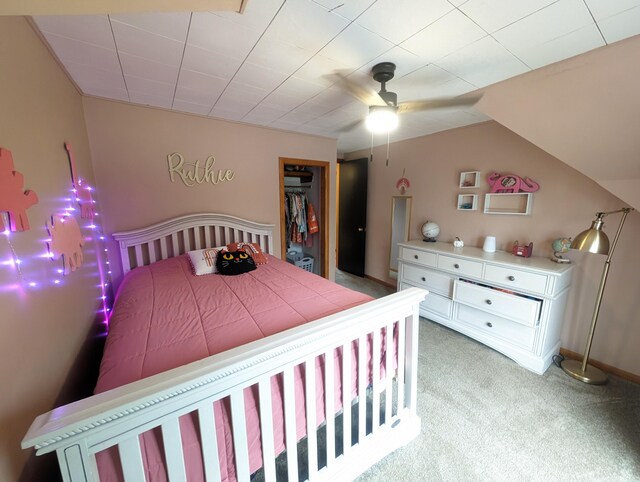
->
<box><xmin>279</xmin><ymin>157</ymin><xmax>329</xmax><ymax>279</ymax></box>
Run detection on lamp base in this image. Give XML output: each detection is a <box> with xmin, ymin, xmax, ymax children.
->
<box><xmin>560</xmin><ymin>359</ymin><xmax>607</xmax><ymax>385</ymax></box>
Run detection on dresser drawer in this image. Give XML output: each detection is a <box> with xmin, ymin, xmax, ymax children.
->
<box><xmin>453</xmin><ymin>280</ymin><xmax>541</xmax><ymax>327</ymax></box>
<box><xmin>437</xmin><ymin>255</ymin><xmax>483</xmax><ymax>278</ymax></box>
<box><xmin>401</xmin><ymin>282</ymin><xmax>451</xmax><ymax>319</ymax></box>
<box><xmin>456</xmin><ymin>304</ymin><xmax>536</xmax><ymax>350</ymax></box>
<box><xmin>484</xmin><ymin>264</ymin><xmax>548</xmax><ymax>295</ymax></box>
<box><xmin>401</xmin><ymin>247</ymin><xmax>437</xmax><ymax>267</ymax></box>
<box><xmin>402</xmin><ymin>265</ymin><xmax>453</xmax><ymax>296</ymax></box>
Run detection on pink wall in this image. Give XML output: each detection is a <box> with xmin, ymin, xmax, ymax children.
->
<box><xmin>0</xmin><ymin>17</ymin><xmax>104</xmax><ymax>481</ymax></box>
<box><xmin>81</xmin><ymin>97</ymin><xmax>338</xmax><ymax>286</ymax></box>
<box><xmin>347</xmin><ymin>121</ymin><xmax>640</xmax><ymax>377</ymax></box>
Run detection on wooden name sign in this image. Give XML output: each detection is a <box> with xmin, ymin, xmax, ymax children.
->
<box><xmin>167</xmin><ymin>152</ymin><xmax>235</xmax><ymax>187</ymax></box>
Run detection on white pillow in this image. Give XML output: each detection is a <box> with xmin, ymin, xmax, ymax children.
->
<box><xmin>187</xmin><ymin>246</ymin><xmax>226</xmax><ymax>275</ymax></box>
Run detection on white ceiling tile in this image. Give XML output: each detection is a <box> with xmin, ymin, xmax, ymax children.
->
<box><xmin>128</xmin><ymin>91</ymin><xmax>173</xmax><ymax>109</ymax></box>
<box><xmin>177</xmin><ymin>69</ymin><xmax>228</xmax><ymax>94</ymax></box>
<box><xmin>583</xmin><ymin>0</ymin><xmax>640</xmax><ymax>20</ymax></box>
<box><xmin>111</xmin><ymin>20</ymin><xmax>185</xmax><ymax>67</ymax></box>
<box><xmin>506</xmin><ymin>24</ymin><xmax>605</xmax><ymax>70</ymax></box>
<box><xmin>218</xmin><ymin>81</ymin><xmax>270</xmax><ymax>105</ymax></box>
<box><xmin>320</xmin><ymin>23</ymin><xmax>394</xmax><ymax>69</ymax></box>
<box><xmin>188</xmin><ymin>12</ymin><xmax>262</xmax><ymax>60</ymax></box>
<box><xmin>436</xmin><ymin>36</ymin><xmax>530</xmax><ymax>88</ymax></box>
<box><xmin>83</xmin><ymin>86</ymin><xmax>130</xmax><ymax>102</ymax></box>
<box><xmin>246</xmin><ymin>37</ymin><xmax>315</xmax><ymax>75</ymax></box>
<box><xmin>119</xmin><ymin>52</ymin><xmax>179</xmax><ymax>84</ymax></box>
<box><xmin>210</xmin><ymin>98</ymin><xmax>254</xmax><ymax>117</ymax></box>
<box><xmin>174</xmin><ymin>84</ymin><xmax>220</xmax><ymax>105</ymax></box>
<box><xmin>312</xmin><ymin>0</ymin><xmax>377</xmax><ymax>21</ymax></box>
<box><xmin>278</xmin><ymin>109</ymin><xmax>320</xmax><ymax>124</ymax></box>
<box><xmin>260</xmin><ymin>91</ymin><xmax>308</xmax><ymax>111</ymax></box>
<box><xmin>397</xmin><ymin>75</ymin><xmax>476</xmax><ymax>102</ymax></box>
<box><xmin>33</xmin><ymin>15</ymin><xmax>115</xmax><ymax>49</ymax></box>
<box><xmin>233</xmin><ymin>62</ymin><xmax>289</xmax><ymax>91</ymax></box>
<box><xmin>125</xmin><ymin>74</ymin><xmax>175</xmax><ymax>98</ymax></box>
<box><xmin>307</xmin><ymin>86</ymin><xmax>363</xmax><ymax>111</ymax></box>
<box><xmin>171</xmin><ymin>99</ymin><xmax>212</xmax><ymax>116</ymax></box>
<box><xmin>181</xmin><ymin>44</ymin><xmax>242</xmax><ymax>80</ymax></box>
<box><xmin>400</xmin><ymin>9</ymin><xmax>488</xmax><ymax>62</ymax></box>
<box><xmin>294</xmin><ymin>54</ymin><xmax>351</xmax><ymax>84</ymax></box>
<box><xmin>263</xmin><ymin>0</ymin><xmax>349</xmax><ymax>52</ymax></box>
<box><xmin>459</xmin><ymin>0</ymin><xmax>557</xmax><ymax>33</ymax></box>
<box><xmin>277</xmin><ymin>76</ymin><xmax>326</xmax><ymax>99</ymax></box>
<box><xmin>42</xmin><ymin>32</ymin><xmax>121</xmax><ymax>72</ymax></box>
<box><xmin>109</xmin><ymin>12</ymin><xmax>190</xmax><ymax>42</ymax></box>
<box><xmin>63</xmin><ymin>60</ymin><xmax>126</xmax><ymax>92</ymax></box>
<box><xmin>242</xmin><ymin>104</ymin><xmax>289</xmax><ymax>123</ymax></box>
<box><xmin>356</xmin><ymin>0</ymin><xmax>455</xmax><ymax>44</ymax></box>
<box><xmin>597</xmin><ymin>6</ymin><xmax>640</xmax><ymax>43</ymax></box>
<box><xmin>212</xmin><ymin>0</ymin><xmax>283</xmax><ymax>31</ymax></box>
<box><xmin>492</xmin><ymin>0</ymin><xmax>595</xmax><ymax>51</ymax></box>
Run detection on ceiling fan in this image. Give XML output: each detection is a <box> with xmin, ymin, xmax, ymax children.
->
<box><xmin>333</xmin><ymin>62</ymin><xmax>482</xmax><ymax>133</ymax></box>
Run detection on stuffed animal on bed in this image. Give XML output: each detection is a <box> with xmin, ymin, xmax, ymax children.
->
<box><xmin>216</xmin><ymin>249</ymin><xmax>257</xmax><ymax>275</ymax></box>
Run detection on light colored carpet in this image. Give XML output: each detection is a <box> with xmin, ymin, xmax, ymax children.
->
<box><xmin>335</xmin><ymin>270</ymin><xmax>640</xmax><ymax>482</ymax></box>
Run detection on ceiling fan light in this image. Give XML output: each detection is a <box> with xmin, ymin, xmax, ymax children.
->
<box><xmin>366</xmin><ymin>106</ymin><xmax>398</xmax><ymax>133</ymax></box>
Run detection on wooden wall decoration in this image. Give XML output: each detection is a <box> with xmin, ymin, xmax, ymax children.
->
<box><xmin>47</xmin><ymin>214</ymin><xmax>84</xmax><ymax>274</ymax></box>
<box><xmin>64</xmin><ymin>142</ymin><xmax>95</xmax><ymax>219</ymax></box>
<box><xmin>0</xmin><ymin>147</ymin><xmax>39</xmax><ymax>231</ymax></box>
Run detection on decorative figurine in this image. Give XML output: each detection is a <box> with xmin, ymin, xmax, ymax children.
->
<box><xmin>512</xmin><ymin>240</ymin><xmax>533</xmax><ymax>258</ymax></box>
<box><xmin>453</xmin><ymin>237</ymin><xmax>464</xmax><ymax>248</ymax></box>
<box><xmin>487</xmin><ymin>172</ymin><xmax>540</xmax><ymax>193</ymax></box>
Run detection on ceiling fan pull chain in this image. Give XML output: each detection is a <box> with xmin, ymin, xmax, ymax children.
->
<box><xmin>386</xmin><ymin>132</ymin><xmax>390</xmax><ymax>167</ymax></box>
<box><xmin>370</xmin><ymin>131</ymin><xmax>374</xmax><ymax>163</ymax></box>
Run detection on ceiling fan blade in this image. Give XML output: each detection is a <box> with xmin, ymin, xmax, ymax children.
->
<box><xmin>336</xmin><ymin>118</ymin><xmax>364</xmax><ymax>133</ymax></box>
<box><xmin>397</xmin><ymin>93</ymin><xmax>483</xmax><ymax>114</ymax></box>
<box><xmin>328</xmin><ymin>71</ymin><xmax>387</xmax><ymax>107</ymax></box>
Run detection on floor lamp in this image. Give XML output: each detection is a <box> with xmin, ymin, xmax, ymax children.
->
<box><xmin>561</xmin><ymin>207</ymin><xmax>634</xmax><ymax>384</ymax></box>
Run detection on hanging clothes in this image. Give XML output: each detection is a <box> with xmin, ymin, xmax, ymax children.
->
<box><xmin>284</xmin><ymin>191</ymin><xmax>318</xmax><ymax>245</ymax></box>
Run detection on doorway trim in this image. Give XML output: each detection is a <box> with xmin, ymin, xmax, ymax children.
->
<box><xmin>279</xmin><ymin>157</ymin><xmax>330</xmax><ymax>279</ymax></box>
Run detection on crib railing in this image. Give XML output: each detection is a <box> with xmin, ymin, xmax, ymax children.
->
<box><xmin>22</xmin><ymin>288</ymin><xmax>426</xmax><ymax>482</ymax></box>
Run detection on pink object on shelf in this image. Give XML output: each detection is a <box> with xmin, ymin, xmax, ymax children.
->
<box><xmin>0</xmin><ymin>147</ymin><xmax>39</xmax><ymax>232</ymax></box>
<box><xmin>486</xmin><ymin>172</ymin><xmax>540</xmax><ymax>193</ymax></box>
<box><xmin>47</xmin><ymin>214</ymin><xmax>85</xmax><ymax>274</ymax></box>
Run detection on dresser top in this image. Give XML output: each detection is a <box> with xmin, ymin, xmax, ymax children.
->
<box><xmin>399</xmin><ymin>240</ymin><xmax>573</xmax><ymax>275</ymax></box>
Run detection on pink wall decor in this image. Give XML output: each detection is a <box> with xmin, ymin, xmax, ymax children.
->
<box><xmin>0</xmin><ymin>147</ymin><xmax>39</xmax><ymax>231</ymax></box>
<box><xmin>486</xmin><ymin>172</ymin><xmax>540</xmax><ymax>193</ymax></box>
<box><xmin>396</xmin><ymin>168</ymin><xmax>410</xmax><ymax>194</ymax></box>
<box><xmin>47</xmin><ymin>214</ymin><xmax>84</xmax><ymax>274</ymax></box>
<box><xmin>64</xmin><ymin>142</ymin><xmax>95</xmax><ymax>219</ymax></box>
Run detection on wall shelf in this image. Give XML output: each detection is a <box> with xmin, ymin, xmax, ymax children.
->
<box><xmin>459</xmin><ymin>171</ymin><xmax>480</xmax><ymax>188</ymax></box>
<box><xmin>484</xmin><ymin>193</ymin><xmax>532</xmax><ymax>215</ymax></box>
<box><xmin>457</xmin><ymin>193</ymin><xmax>478</xmax><ymax>211</ymax></box>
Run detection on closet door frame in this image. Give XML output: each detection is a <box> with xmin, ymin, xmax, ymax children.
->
<box><xmin>279</xmin><ymin>157</ymin><xmax>330</xmax><ymax>279</ymax></box>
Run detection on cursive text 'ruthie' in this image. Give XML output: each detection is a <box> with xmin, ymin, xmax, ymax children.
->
<box><xmin>167</xmin><ymin>152</ymin><xmax>235</xmax><ymax>187</ymax></box>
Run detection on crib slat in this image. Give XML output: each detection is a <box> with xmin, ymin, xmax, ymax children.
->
<box><xmin>171</xmin><ymin>233</ymin><xmax>179</xmax><ymax>256</ymax></box>
<box><xmin>258</xmin><ymin>379</ymin><xmax>276</xmax><ymax>482</ymax></box>
<box><xmin>161</xmin><ymin>418</ymin><xmax>187</xmax><ymax>481</ymax></box>
<box><xmin>194</xmin><ymin>226</ymin><xmax>202</xmax><ymax>250</ymax></box>
<box><xmin>224</xmin><ymin>226</ymin><xmax>231</xmax><ymax>245</ymax></box>
<box><xmin>160</xmin><ymin>236</ymin><xmax>169</xmax><ymax>260</ymax></box>
<box><xmin>214</xmin><ymin>226</ymin><xmax>222</xmax><ymax>246</ymax></box>
<box><xmin>283</xmin><ymin>367</ymin><xmax>298</xmax><ymax>482</ymax></box>
<box><xmin>182</xmin><ymin>229</ymin><xmax>191</xmax><ymax>252</ymax></box>
<box><xmin>304</xmin><ymin>358</ymin><xmax>318</xmax><ymax>479</ymax></box>
<box><xmin>397</xmin><ymin>316</ymin><xmax>406</xmax><ymax>412</ymax></box>
<box><xmin>372</xmin><ymin>328</ymin><xmax>381</xmax><ymax>433</ymax></box>
<box><xmin>134</xmin><ymin>245</ymin><xmax>143</xmax><ymax>269</ymax></box>
<box><xmin>148</xmin><ymin>241</ymin><xmax>157</xmax><ymax>264</ymax></box>
<box><xmin>357</xmin><ymin>335</ymin><xmax>366</xmax><ymax>444</ymax></box>
<box><xmin>385</xmin><ymin>322</ymin><xmax>393</xmax><ymax>423</ymax></box>
<box><xmin>204</xmin><ymin>226</ymin><xmax>212</xmax><ymax>248</ymax></box>
<box><xmin>324</xmin><ymin>349</ymin><xmax>335</xmax><ymax>467</ymax></box>
<box><xmin>197</xmin><ymin>404</ymin><xmax>221</xmax><ymax>482</ymax></box>
<box><xmin>341</xmin><ymin>342</ymin><xmax>351</xmax><ymax>456</ymax></box>
<box><xmin>118</xmin><ymin>436</ymin><xmax>145</xmax><ymax>482</ymax></box>
<box><xmin>230</xmin><ymin>391</ymin><xmax>250</xmax><ymax>481</ymax></box>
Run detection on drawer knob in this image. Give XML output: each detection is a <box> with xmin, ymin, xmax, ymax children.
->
<box><xmin>454</xmin><ymin>263</ymin><xmax>460</xmax><ymax>269</ymax></box>
<box><xmin>414</xmin><ymin>255</ymin><xmax>419</xmax><ymax>259</ymax></box>
<box><xmin>508</xmin><ymin>275</ymin><xmax>515</xmax><ymax>281</ymax></box>
<box><xmin>486</xmin><ymin>322</ymin><xmax>493</xmax><ymax>328</ymax></box>
<box><xmin>485</xmin><ymin>299</ymin><xmax>492</xmax><ymax>305</ymax></box>
<box><xmin>421</xmin><ymin>277</ymin><xmax>426</xmax><ymax>282</ymax></box>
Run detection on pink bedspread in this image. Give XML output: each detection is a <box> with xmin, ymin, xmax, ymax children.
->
<box><xmin>95</xmin><ymin>254</ymin><xmax>374</xmax><ymax>481</ymax></box>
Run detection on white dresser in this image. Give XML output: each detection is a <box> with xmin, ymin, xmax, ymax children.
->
<box><xmin>397</xmin><ymin>241</ymin><xmax>573</xmax><ymax>374</ymax></box>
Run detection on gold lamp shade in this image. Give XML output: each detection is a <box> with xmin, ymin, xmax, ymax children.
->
<box><xmin>570</xmin><ymin>215</ymin><xmax>610</xmax><ymax>255</ymax></box>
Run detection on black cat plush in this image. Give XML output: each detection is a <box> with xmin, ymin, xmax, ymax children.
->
<box><xmin>216</xmin><ymin>249</ymin><xmax>257</xmax><ymax>276</ymax></box>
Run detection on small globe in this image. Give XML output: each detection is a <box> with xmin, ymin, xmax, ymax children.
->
<box><xmin>552</xmin><ymin>237</ymin><xmax>571</xmax><ymax>255</ymax></box>
<box><xmin>421</xmin><ymin>221</ymin><xmax>440</xmax><ymax>241</ymax></box>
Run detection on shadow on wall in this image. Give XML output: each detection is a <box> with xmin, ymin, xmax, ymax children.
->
<box><xmin>18</xmin><ymin>312</ymin><xmax>108</xmax><ymax>482</ymax></box>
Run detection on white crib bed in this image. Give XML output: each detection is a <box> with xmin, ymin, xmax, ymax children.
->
<box><xmin>22</xmin><ymin>213</ymin><xmax>427</xmax><ymax>482</ymax></box>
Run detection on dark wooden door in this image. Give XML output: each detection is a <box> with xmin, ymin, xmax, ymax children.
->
<box><xmin>338</xmin><ymin>158</ymin><xmax>368</xmax><ymax>277</ymax></box>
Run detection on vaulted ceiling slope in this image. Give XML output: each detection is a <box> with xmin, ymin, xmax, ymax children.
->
<box><xmin>30</xmin><ymin>0</ymin><xmax>640</xmax><ymax>156</ymax></box>
<box><xmin>477</xmin><ymin>34</ymin><xmax>640</xmax><ymax>210</ymax></box>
